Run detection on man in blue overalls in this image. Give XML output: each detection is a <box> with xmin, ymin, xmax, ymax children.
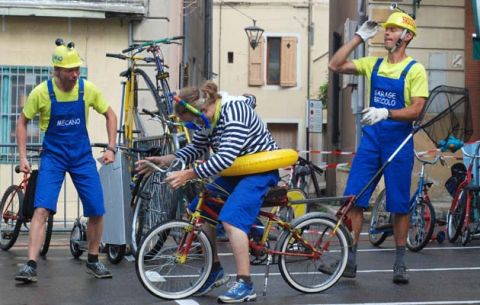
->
<box><xmin>15</xmin><ymin>39</ymin><xmax>117</xmax><ymax>283</ymax></box>
<box><xmin>325</xmin><ymin>12</ymin><xmax>429</xmax><ymax>284</ymax></box>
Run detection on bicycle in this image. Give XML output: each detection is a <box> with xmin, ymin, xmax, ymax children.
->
<box><xmin>106</xmin><ymin>36</ymin><xmax>184</xmax><ymax>147</ymax></box>
<box><xmin>0</xmin><ymin>147</ymin><xmax>53</xmax><ymax>256</ymax></box>
<box><xmin>446</xmin><ymin>140</ymin><xmax>480</xmax><ymax>245</ymax></box>
<box><xmin>368</xmin><ymin>150</ymin><xmax>443</xmax><ymax>252</ymax></box>
<box><xmin>135</xmin><ymin>160</ymin><xmax>351</xmax><ymax>300</ymax></box>
<box><xmin>70</xmin><ymin>143</ymin><xmax>170</xmax><ymax>263</ymax></box>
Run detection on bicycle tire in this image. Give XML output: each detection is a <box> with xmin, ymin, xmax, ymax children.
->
<box><xmin>132</xmin><ymin>170</ymin><xmax>177</xmax><ymax>253</ymax></box>
<box><xmin>277</xmin><ymin>214</ymin><xmax>349</xmax><ymax>293</ymax></box>
<box><xmin>134</xmin><ymin>69</ymin><xmax>171</xmax><ymax>125</ymax></box>
<box><xmin>369</xmin><ymin>189</ymin><xmax>390</xmax><ymax>246</ymax></box>
<box><xmin>69</xmin><ymin>222</ymin><xmax>85</xmax><ymax>258</ymax></box>
<box><xmin>136</xmin><ymin>220</ymin><xmax>213</xmax><ymax>300</ymax></box>
<box><xmin>447</xmin><ymin>189</ymin><xmax>466</xmax><ymax>243</ymax></box>
<box><xmin>107</xmin><ymin>244</ymin><xmax>126</xmax><ymax>264</ymax></box>
<box><xmin>407</xmin><ymin>198</ymin><xmax>436</xmax><ymax>252</ymax></box>
<box><xmin>39</xmin><ymin>214</ymin><xmax>54</xmax><ymax>257</ymax></box>
<box><xmin>0</xmin><ymin>185</ymin><xmax>24</xmax><ymax>251</ymax></box>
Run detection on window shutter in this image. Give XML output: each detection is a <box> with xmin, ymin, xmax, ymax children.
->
<box><xmin>280</xmin><ymin>36</ymin><xmax>297</xmax><ymax>87</ymax></box>
<box><xmin>248</xmin><ymin>37</ymin><xmax>264</xmax><ymax>86</ymax></box>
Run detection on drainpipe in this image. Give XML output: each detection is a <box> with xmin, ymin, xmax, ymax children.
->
<box><xmin>306</xmin><ymin>0</ymin><xmax>312</xmax><ymax>160</ymax></box>
<box><xmin>356</xmin><ymin>0</ymin><xmax>367</xmax><ymax>148</ymax></box>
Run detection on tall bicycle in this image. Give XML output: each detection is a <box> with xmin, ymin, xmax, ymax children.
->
<box><xmin>446</xmin><ymin>140</ymin><xmax>480</xmax><ymax>245</ymax></box>
<box><xmin>106</xmin><ymin>35</ymin><xmax>184</xmax><ymax>147</ymax></box>
<box><xmin>135</xmin><ymin>160</ymin><xmax>351</xmax><ymax>300</ymax></box>
<box><xmin>369</xmin><ymin>150</ymin><xmax>443</xmax><ymax>251</ymax></box>
<box><xmin>0</xmin><ymin>147</ymin><xmax>53</xmax><ymax>256</ymax></box>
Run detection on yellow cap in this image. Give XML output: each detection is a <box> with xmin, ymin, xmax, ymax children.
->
<box><xmin>382</xmin><ymin>12</ymin><xmax>417</xmax><ymax>36</ymax></box>
<box><xmin>52</xmin><ymin>45</ymin><xmax>82</xmax><ymax>68</ymax></box>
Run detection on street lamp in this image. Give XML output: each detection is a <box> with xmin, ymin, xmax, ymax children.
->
<box><xmin>244</xmin><ymin>20</ymin><xmax>264</xmax><ymax>49</ymax></box>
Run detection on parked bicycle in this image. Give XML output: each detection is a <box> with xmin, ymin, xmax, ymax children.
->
<box><xmin>369</xmin><ymin>150</ymin><xmax>443</xmax><ymax>251</ymax></box>
<box><xmin>106</xmin><ymin>35</ymin><xmax>184</xmax><ymax>147</ymax></box>
<box><xmin>135</xmin><ymin>159</ymin><xmax>351</xmax><ymax>300</ymax></box>
<box><xmin>0</xmin><ymin>147</ymin><xmax>53</xmax><ymax>256</ymax></box>
<box><xmin>446</xmin><ymin>140</ymin><xmax>480</xmax><ymax>245</ymax></box>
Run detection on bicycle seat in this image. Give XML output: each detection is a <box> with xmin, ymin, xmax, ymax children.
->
<box><xmin>262</xmin><ymin>186</ymin><xmax>288</xmax><ymax>207</ymax></box>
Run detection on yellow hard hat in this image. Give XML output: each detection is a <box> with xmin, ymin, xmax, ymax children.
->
<box><xmin>382</xmin><ymin>12</ymin><xmax>417</xmax><ymax>36</ymax></box>
<box><xmin>52</xmin><ymin>39</ymin><xmax>82</xmax><ymax>68</ymax></box>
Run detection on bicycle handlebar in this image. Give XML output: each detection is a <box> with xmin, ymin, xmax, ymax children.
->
<box><xmin>414</xmin><ymin>150</ymin><xmax>445</xmax><ymax>166</ymax></box>
<box><xmin>106</xmin><ymin>53</ymin><xmax>128</xmax><ymax>60</ymax></box>
<box><xmin>122</xmin><ymin>36</ymin><xmax>184</xmax><ymax>53</ymax></box>
<box><xmin>143</xmin><ymin>158</ymin><xmax>186</xmax><ymax>174</ymax></box>
<box><xmin>90</xmin><ymin>143</ymin><xmax>160</xmax><ymax>156</ymax></box>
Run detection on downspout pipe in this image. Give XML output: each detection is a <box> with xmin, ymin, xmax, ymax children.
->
<box><xmin>356</xmin><ymin>0</ymin><xmax>367</xmax><ymax>148</ymax></box>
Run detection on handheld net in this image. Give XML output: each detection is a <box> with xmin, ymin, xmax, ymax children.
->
<box><xmin>416</xmin><ymin>85</ymin><xmax>473</xmax><ymax>148</ymax></box>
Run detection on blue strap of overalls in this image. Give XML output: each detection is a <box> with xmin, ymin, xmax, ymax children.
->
<box><xmin>47</xmin><ymin>78</ymin><xmax>84</xmax><ymax>103</ymax></box>
<box><xmin>372</xmin><ymin>58</ymin><xmax>417</xmax><ymax>81</ymax></box>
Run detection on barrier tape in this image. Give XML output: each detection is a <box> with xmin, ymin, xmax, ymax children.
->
<box><xmin>298</xmin><ymin>150</ymin><xmax>355</xmax><ymax>156</ymax></box>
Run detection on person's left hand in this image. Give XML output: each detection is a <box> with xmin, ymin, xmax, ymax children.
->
<box><xmin>165</xmin><ymin>169</ymin><xmax>197</xmax><ymax>189</ymax></box>
<box><xmin>103</xmin><ymin>150</ymin><xmax>115</xmax><ymax>164</ymax></box>
<box><xmin>361</xmin><ymin>107</ymin><xmax>389</xmax><ymax>125</ymax></box>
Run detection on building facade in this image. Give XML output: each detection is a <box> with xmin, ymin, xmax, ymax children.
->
<box><xmin>326</xmin><ymin>0</ymin><xmax>477</xmax><ymax>204</ymax></box>
<box><xmin>0</xmin><ymin>0</ymin><xmax>210</xmax><ymax>225</ymax></box>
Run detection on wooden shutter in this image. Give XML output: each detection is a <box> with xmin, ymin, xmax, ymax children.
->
<box><xmin>248</xmin><ymin>37</ymin><xmax>264</xmax><ymax>86</ymax></box>
<box><xmin>280</xmin><ymin>36</ymin><xmax>297</xmax><ymax>87</ymax></box>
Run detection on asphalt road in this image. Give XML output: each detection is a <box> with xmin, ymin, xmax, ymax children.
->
<box><xmin>2</xmin><ymin>227</ymin><xmax>480</xmax><ymax>305</ymax></box>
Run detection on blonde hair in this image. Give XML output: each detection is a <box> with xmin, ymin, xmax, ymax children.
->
<box><xmin>175</xmin><ymin>80</ymin><xmax>221</xmax><ymax>115</ymax></box>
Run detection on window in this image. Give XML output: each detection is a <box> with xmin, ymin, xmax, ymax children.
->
<box><xmin>267</xmin><ymin>38</ymin><xmax>281</xmax><ymax>84</ymax></box>
<box><xmin>248</xmin><ymin>36</ymin><xmax>298</xmax><ymax>87</ymax></box>
<box><xmin>0</xmin><ymin>66</ymin><xmax>87</xmax><ymax>163</ymax></box>
<box><xmin>228</xmin><ymin>52</ymin><xmax>234</xmax><ymax>63</ymax></box>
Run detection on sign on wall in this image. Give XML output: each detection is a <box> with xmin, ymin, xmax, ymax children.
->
<box><xmin>307</xmin><ymin>99</ymin><xmax>323</xmax><ymax>133</ymax></box>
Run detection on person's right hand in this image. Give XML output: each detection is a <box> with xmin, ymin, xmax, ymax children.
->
<box><xmin>19</xmin><ymin>157</ymin><xmax>31</xmax><ymax>173</ymax></box>
<box><xmin>355</xmin><ymin>20</ymin><xmax>379</xmax><ymax>42</ymax></box>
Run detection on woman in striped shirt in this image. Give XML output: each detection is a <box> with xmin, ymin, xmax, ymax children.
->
<box><xmin>136</xmin><ymin>81</ymin><xmax>278</xmax><ymax>303</ymax></box>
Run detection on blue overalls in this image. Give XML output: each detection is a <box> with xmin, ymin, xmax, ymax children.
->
<box><xmin>34</xmin><ymin>79</ymin><xmax>105</xmax><ymax>217</ymax></box>
<box><xmin>344</xmin><ymin>58</ymin><xmax>417</xmax><ymax>214</ymax></box>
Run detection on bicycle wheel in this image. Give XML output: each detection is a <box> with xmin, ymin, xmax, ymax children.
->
<box><xmin>277</xmin><ymin>214</ymin><xmax>349</xmax><ymax>293</ymax></box>
<box><xmin>447</xmin><ymin>189</ymin><xmax>466</xmax><ymax>243</ymax></box>
<box><xmin>0</xmin><ymin>185</ymin><xmax>24</xmax><ymax>250</ymax></box>
<box><xmin>39</xmin><ymin>214</ymin><xmax>54</xmax><ymax>257</ymax></box>
<box><xmin>369</xmin><ymin>189</ymin><xmax>391</xmax><ymax>246</ymax></box>
<box><xmin>107</xmin><ymin>244</ymin><xmax>126</xmax><ymax>264</ymax></box>
<box><xmin>136</xmin><ymin>221</ymin><xmax>213</xmax><ymax>300</ymax></box>
<box><xmin>407</xmin><ymin>198</ymin><xmax>436</xmax><ymax>252</ymax></box>
<box><xmin>69</xmin><ymin>222</ymin><xmax>85</xmax><ymax>258</ymax></box>
<box><xmin>131</xmin><ymin>171</ymin><xmax>178</xmax><ymax>253</ymax></box>
<box><xmin>135</xmin><ymin>69</ymin><xmax>170</xmax><ymax>123</ymax></box>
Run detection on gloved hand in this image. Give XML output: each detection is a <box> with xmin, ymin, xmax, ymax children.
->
<box><xmin>361</xmin><ymin>107</ymin><xmax>389</xmax><ymax>125</ymax></box>
<box><xmin>355</xmin><ymin>20</ymin><xmax>379</xmax><ymax>42</ymax></box>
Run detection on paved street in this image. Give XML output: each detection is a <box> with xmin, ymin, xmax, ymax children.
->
<box><xmin>2</xmin><ymin>224</ymin><xmax>480</xmax><ymax>305</ymax></box>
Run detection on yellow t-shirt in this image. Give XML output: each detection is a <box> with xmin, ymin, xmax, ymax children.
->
<box><xmin>23</xmin><ymin>79</ymin><xmax>109</xmax><ymax>132</ymax></box>
<box><xmin>352</xmin><ymin>56</ymin><xmax>429</xmax><ymax>107</ymax></box>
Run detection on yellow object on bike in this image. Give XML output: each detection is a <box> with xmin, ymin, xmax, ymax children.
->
<box><xmin>287</xmin><ymin>188</ymin><xmax>308</xmax><ymax>218</ymax></box>
<box><xmin>219</xmin><ymin>149</ymin><xmax>299</xmax><ymax>177</ymax></box>
<box><xmin>52</xmin><ymin>45</ymin><xmax>82</xmax><ymax>68</ymax></box>
<box><xmin>382</xmin><ymin>12</ymin><xmax>417</xmax><ymax>36</ymax></box>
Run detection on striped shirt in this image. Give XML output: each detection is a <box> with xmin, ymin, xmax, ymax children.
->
<box><xmin>175</xmin><ymin>95</ymin><xmax>278</xmax><ymax>178</ymax></box>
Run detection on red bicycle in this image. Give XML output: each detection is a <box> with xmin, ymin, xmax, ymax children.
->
<box><xmin>0</xmin><ymin>148</ymin><xmax>53</xmax><ymax>255</ymax></box>
<box><xmin>446</xmin><ymin>140</ymin><xmax>480</xmax><ymax>245</ymax></box>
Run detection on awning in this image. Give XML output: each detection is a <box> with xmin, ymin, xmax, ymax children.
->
<box><xmin>0</xmin><ymin>0</ymin><xmax>145</xmax><ymax>17</ymax></box>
